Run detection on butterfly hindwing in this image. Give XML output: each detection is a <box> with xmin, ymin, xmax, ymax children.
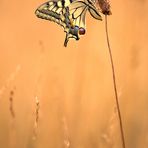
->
<box><xmin>35</xmin><ymin>1</ymin><xmax>67</xmax><ymax>28</ymax></box>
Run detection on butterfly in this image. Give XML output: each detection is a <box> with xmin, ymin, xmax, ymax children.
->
<box><xmin>35</xmin><ymin>0</ymin><xmax>102</xmax><ymax>47</ymax></box>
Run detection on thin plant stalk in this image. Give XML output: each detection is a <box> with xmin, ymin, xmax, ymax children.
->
<box><xmin>105</xmin><ymin>15</ymin><xmax>126</xmax><ymax>148</ymax></box>
<box><xmin>9</xmin><ymin>89</ymin><xmax>15</xmax><ymax>118</ymax></box>
<box><xmin>32</xmin><ymin>96</ymin><xmax>40</xmax><ymax>140</ymax></box>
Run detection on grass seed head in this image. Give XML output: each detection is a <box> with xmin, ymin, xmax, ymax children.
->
<box><xmin>97</xmin><ymin>0</ymin><xmax>112</xmax><ymax>15</ymax></box>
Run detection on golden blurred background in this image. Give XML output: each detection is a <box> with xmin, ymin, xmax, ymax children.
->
<box><xmin>0</xmin><ymin>0</ymin><xmax>148</xmax><ymax>148</ymax></box>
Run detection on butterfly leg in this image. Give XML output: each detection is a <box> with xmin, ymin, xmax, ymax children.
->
<box><xmin>64</xmin><ymin>33</ymin><xmax>69</xmax><ymax>47</ymax></box>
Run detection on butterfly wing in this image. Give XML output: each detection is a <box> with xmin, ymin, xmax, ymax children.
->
<box><xmin>69</xmin><ymin>0</ymin><xmax>102</xmax><ymax>26</ymax></box>
<box><xmin>35</xmin><ymin>1</ymin><xmax>68</xmax><ymax>29</ymax></box>
<box><xmin>86</xmin><ymin>0</ymin><xmax>102</xmax><ymax>20</ymax></box>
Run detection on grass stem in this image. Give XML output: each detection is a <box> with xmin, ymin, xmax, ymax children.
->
<box><xmin>105</xmin><ymin>15</ymin><xmax>126</xmax><ymax>148</ymax></box>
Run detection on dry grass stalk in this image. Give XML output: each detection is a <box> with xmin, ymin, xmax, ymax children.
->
<box><xmin>32</xmin><ymin>95</ymin><xmax>40</xmax><ymax>140</ymax></box>
<box><xmin>96</xmin><ymin>1</ymin><xmax>126</xmax><ymax>148</ymax></box>
<box><xmin>56</xmin><ymin>86</ymin><xmax>71</xmax><ymax>147</ymax></box>
<box><xmin>104</xmin><ymin>15</ymin><xmax>126</xmax><ymax>148</ymax></box>
<box><xmin>62</xmin><ymin>116</ymin><xmax>71</xmax><ymax>148</ymax></box>
<box><xmin>9</xmin><ymin>89</ymin><xmax>15</xmax><ymax>118</ymax></box>
<box><xmin>1</xmin><ymin>66</ymin><xmax>20</xmax><ymax>148</ymax></box>
<box><xmin>32</xmin><ymin>41</ymin><xmax>45</xmax><ymax>140</ymax></box>
<box><xmin>9</xmin><ymin>87</ymin><xmax>17</xmax><ymax>148</ymax></box>
<box><xmin>101</xmin><ymin>107</ymin><xmax>121</xmax><ymax>148</ymax></box>
<box><xmin>0</xmin><ymin>65</ymin><xmax>21</xmax><ymax>98</ymax></box>
<box><xmin>9</xmin><ymin>120</ymin><xmax>17</xmax><ymax>148</ymax></box>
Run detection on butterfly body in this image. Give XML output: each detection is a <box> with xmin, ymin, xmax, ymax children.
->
<box><xmin>35</xmin><ymin>0</ymin><xmax>102</xmax><ymax>46</ymax></box>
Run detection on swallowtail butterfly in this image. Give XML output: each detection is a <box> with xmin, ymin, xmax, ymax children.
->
<box><xmin>35</xmin><ymin>0</ymin><xmax>102</xmax><ymax>46</ymax></box>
